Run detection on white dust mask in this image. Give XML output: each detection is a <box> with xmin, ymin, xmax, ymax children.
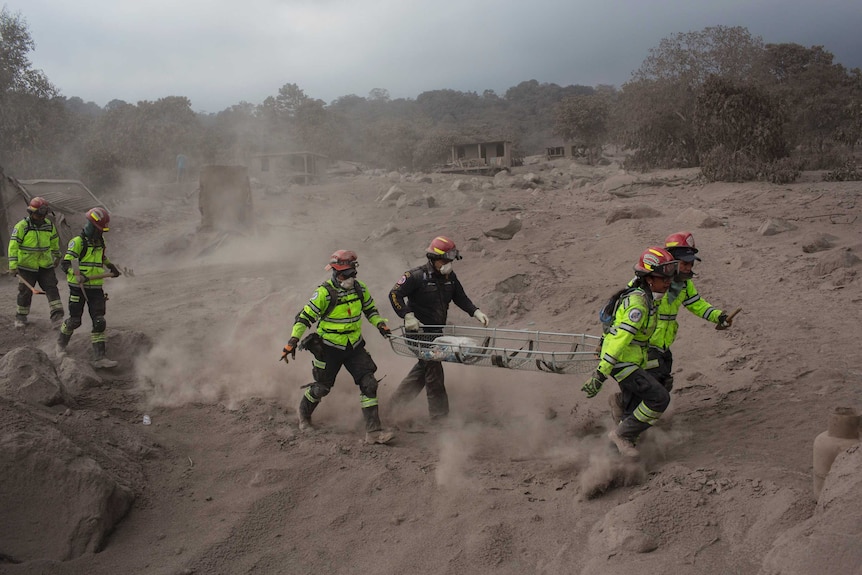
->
<box><xmin>439</xmin><ymin>262</ymin><xmax>453</xmax><ymax>274</ymax></box>
<box><xmin>340</xmin><ymin>277</ymin><xmax>355</xmax><ymax>289</ymax></box>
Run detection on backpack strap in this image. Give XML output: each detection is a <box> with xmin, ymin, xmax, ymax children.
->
<box><xmin>78</xmin><ymin>234</ymin><xmax>90</xmax><ymax>261</ymax></box>
<box><xmin>319</xmin><ymin>281</ymin><xmax>365</xmax><ymax>319</ymax></box>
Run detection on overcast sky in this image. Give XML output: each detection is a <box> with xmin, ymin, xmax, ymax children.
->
<box><xmin>7</xmin><ymin>0</ymin><xmax>862</xmax><ymax>113</ymax></box>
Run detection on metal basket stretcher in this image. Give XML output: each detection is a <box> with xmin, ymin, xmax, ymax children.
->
<box><xmin>387</xmin><ymin>325</ymin><xmax>601</xmax><ymax>374</ymax></box>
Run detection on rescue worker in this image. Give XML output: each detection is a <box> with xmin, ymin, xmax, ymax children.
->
<box><xmin>582</xmin><ymin>247</ymin><xmax>678</xmax><ymax>458</ymax></box>
<box><xmin>388</xmin><ymin>236</ymin><xmax>489</xmax><ymax>421</ymax></box>
<box><xmin>608</xmin><ymin>232</ymin><xmax>735</xmax><ymax>423</ymax></box>
<box><xmin>7</xmin><ymin>197</ymin><xmax>64</xmax><ymax>327</ymax></box>
<box><xmin>56</xmin><ymin>207</ymin><xmax>122</xmax><ymax>368</ymax></box>
<box><xmin>281</xmin><ymin>250</ymin><xmax>394</xmax><ymax>444</ymax></box>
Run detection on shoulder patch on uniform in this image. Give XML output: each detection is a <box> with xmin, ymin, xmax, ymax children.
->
<box><xmin>628</xmin><ymin>308</ymin><xmax>643</xmax><ymax>323</ymax></box>
<box><xmin>396</xmin><ymin>275</ymin><xmax>407</xmax><ymax>285</ymax></box>
<box><xmin>68</xmin><ymin>239</ymin><xmax>77</xmax><ymax>250</ymax></box>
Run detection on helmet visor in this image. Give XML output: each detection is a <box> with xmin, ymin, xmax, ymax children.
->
<box><xmin>652</xmin><ymin>260</ymin><xmax>680</xmax><ymax>278</ymax></box>
<box><xmin>431</xmin><ymin>248</ymin><xmax>461</xmax><ymax>261</ymax></box>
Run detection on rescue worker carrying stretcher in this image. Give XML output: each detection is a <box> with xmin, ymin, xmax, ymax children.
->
<box><xmin>281</xmin><ymin>250</ymin><xmax>394</xmax><ymax>444</ymax></box>
<box><xmin>582</xmin><ymin>247</ymin><xmax>679</xmax><ymax>458</ymax></box>
<box><xmin>388</xmin><ymin>236</ymin><xmax>489</xmax><ymax>422</ymax></box>
<box><xmin>609</xmin><ymin>231</ymin><xmax>735</xmax><ymax>422</ymax></box>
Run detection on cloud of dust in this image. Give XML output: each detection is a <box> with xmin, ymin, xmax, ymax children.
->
<box><xmin>435</xmin><ymin>426</ymin><xmax>481</xmax><ymax>489</ymax></box>
<box><xmin>131</xmin><ymin>207</ymin><xmax>417</xmax><ymax>420</ymax></box>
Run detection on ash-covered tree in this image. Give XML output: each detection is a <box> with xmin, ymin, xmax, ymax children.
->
<box><xmin>761</xmin><ymin>43</ymin><xmax>861</xmax><ymax>165</ymax></box>
<box><xmin>0</xmin><ymin>7</ymin><xmax>69</xmax><ymax>174</ymax></box>
<box><xmin>615</xmin><ymin>26</ymin><xmax>765</xmax><ymax>169</ymax></box>
<box><xmin>553</xmin><ymin>93</ymin><xmax>610</xmax><ymax>164</ymax></box>
<box><xmin>694</xmin><ymin>75</ymin><xmax>791</xmax><ymax>182</ymax></box>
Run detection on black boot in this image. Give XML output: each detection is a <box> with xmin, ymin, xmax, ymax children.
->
<box><xmin>55</xmin><ymin>330</ymin><xmax>72</xmax><ymax>357</ymax></box>
<box><xmin>92</xmin><ymin>341</ymin><xmax>118</xmax><ymax>369</ymax></box>
<box><xmin>362</xmin><ymin>405</ymin><xmax>383</xmax><ymax>432</ymax></box>
<box><xmin>298</xmin><ymin>392</ymin><xmax>318</xmax><ymax>431</ymax></box>
<box><xmin>609</xmin><ymin>417</ymin><xmax>650</xmax><ymax>458</ymax></box>
<box><xmin>362</xmin><ymin>405</ymin><xmax>394</xmax><ymax>444</ymax></box>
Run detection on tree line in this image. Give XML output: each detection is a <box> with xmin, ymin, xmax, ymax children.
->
<box><xmin>2</xmin><ymin>9</ymin><xmax>860</xmax><ymax>192</ymax></box>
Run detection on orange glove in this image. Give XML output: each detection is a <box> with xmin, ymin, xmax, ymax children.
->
<box><xmin>280</xmin><ymin>337</ymin><xmax>299</xmax><ymax>364</ymax></box>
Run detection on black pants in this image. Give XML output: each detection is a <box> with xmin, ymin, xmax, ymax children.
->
<box><xmin>16</xmin><ymin>268</ymin><xmax>63</xmax><ymax>319</ymax></box>
<box><xmin>614</xmin><ymin>366</ymin><xmax>670</xmax><ymax>442</ymax></box>
<box><xmin>61</xmin><ymin>285</ymin><xmax>107</xmax><ymax>342</ymax></box>
<box><xmin>391</xmin><ymin>360</ymin><xmax>449</xmax><ymax>419</ymax></box>
<box><xmin>307</xmin><ymin>339</ymin><xmax>379</xmax><ymax>401</ymax></box>
<box><xmin>647</xmin><ymin>346</ymin><xmax>674</xmax><ymax>391</ymax></box>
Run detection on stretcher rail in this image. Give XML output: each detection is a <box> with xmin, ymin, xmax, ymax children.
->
<box><xmin>388</xmin><ymin>325</ymin><xmax>601</xmax><ymax>375</ymax></box>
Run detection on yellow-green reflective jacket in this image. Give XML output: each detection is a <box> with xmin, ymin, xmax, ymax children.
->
<box><xmin>650</xmin><ymin>279</ymin><xmax>723</xmax><ymax>350</ymax></box>
<box><xmin>598</xmin><ymin>287</ymin><xmax>657</xmax><ymax>381</ymax></box>
<box><xmin>63</xmin><ymin>235</ymin><xmax>112</xmax><ymax>287</ymax></box>
<box><xmin>290</xmin><ymin>279</ymin><xmax>386</xmax><ymax>349</ymax></box>
<box><xmin>7</xmin><ymin>217</ymin><xmax>60</xmax><ymax>271</ymax></box>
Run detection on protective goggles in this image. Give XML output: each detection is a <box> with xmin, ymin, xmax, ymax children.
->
<box><xmin>336</xmin><ymin>267</ymin><xmax>358</xmax><ymax>278</ymax></box>
<box><xmin>430</xmin><ymin>248</ymin><xmax>462</xmax><ymax>261</ymax></box>
<box><xmin>652</xmin><ymin>260</ymin><xmax>680</xmax><ymax>278</ymax></box>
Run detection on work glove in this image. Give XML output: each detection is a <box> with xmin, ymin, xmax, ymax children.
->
<box><xmin>581</xmin><ymin>372</ymin><xmax>607</xmax><ymax>399</ymax></box>
<box><xmin>281</xmin><ymin>336</ymin><xmax>299</xmax><ymax>364</ymax></box>
<box><xmin>76</xmin><ymin>273</ymin><xmax>88</xmax><ymax>284</ymax></box>
<box><xmin>377</xmin><ymin>323</ymin><xmax>391</xmax><ymax>339</ymax></box>
<box><xmin>404</xmin><ymin>312</ymin><xmax>420</xmax><ymax>332</ymax></box>
<box><xmin>717</xmin><ymin>312</ymin><xmax>733</xmax><ymax>330</ymax></box>
<box><xmin>108</xmin><ymin>264</ymin><xmax>122</xmax><ymax>278</ymax></box>
<box><xmin>473</xmin><ymin>309</ymin><xmax>489</xmax><ymax>327</ymax></box>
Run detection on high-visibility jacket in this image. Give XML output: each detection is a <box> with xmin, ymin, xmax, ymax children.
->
<box><xmin>290</xmin><ymin>279</ymin><xmax>386</xmax><ymax>349</ymax></box>
<box><xmin>7</xmin><ymin>217</ymin><xmax>60</xmax><ymax>272</ymax></box>
<box><xmin>650</xmin><ymin>279</ymin><xmax>723</xmax><ymax>351</ymax></box>
<box><xmin>63</xmin><ymin>234</ymin><xmax>113</xmax><ymax>288</ymax></box>
<box><xmin>597</xmin><ymin>286</ymin><xmax>658</xmax><ymax>381</ymax></box>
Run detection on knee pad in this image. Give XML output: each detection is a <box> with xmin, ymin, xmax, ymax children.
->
<box><xmin>65</xmin><ymin>316</ymin><xmax>83</xmax><ymax>331</ymax></box>
<box><xmin>92</xmin><ymin>315</ymin><xmax>106</xmax><ymax>333</ymax></box>
<box><xmin>358</xmin><ymin>373</ymin><xmax>378</xmax><ymax>398</ymax></box>
<box><xmin>309</xmin><ymin>382</ymin><xmax>332</xmax><ymax>400</ymax></box>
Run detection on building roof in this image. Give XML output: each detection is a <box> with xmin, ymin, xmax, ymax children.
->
<box><xmin>16</xmin><ymin>180</ymin><xmax>107</xmax><ymax>215</ymax></box>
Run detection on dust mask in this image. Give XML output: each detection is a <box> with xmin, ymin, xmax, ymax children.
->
<box><xmin>339</xmin><ymin>277</ymin><xmax>355</xmax><ymax>289</ymax></box>
<box><xmin>439</xmin><ymin>262</ymin><xmax>453</xmax><ymax>274</ymax></box>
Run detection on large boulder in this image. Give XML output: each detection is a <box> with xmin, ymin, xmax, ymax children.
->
<box><xmin>759</xmin><ymin>446</ymin><xmax>862</xmax><ymax>575</ymax></box>
<box><xmin>0</xmin><ymin>346</ymin><xmax>67</xmax><ymax>406</ymax></box>
<box><xmin>0</xmin><ymin>399</ymin><xmax>138</xmax><ymax>561</ymax></box>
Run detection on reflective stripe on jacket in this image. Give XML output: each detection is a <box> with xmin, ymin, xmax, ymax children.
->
<box><xmin>650</xmin><ymin>279</ymin><xmax>723</xmax><ymax>350</ymax></box>
<box><xmin>597</xmin><ymin>287</ymin><xmax>657</xmax><ymax>381</ymax></box>
<box><xmin>7</xmin><ymin>217</ymin><xmax>60</xmax><ymax>271</ymax></box>
<box><xmin>64</xmin><ymin>235</ymin><xmax>112</xmax><ymax>287</ymax></box>
<box><xmin>290</xmin><ymin>279</ymin><xmax>385</xmax><ymax>349</ymax></box>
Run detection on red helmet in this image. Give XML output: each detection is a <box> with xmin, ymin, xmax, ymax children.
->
<box><xmin>664</xmin><ymin>231</ymin><xmax>700</xmax><ymax>262</ymax></box>
<box><xmin>634</xmin><ymin>246</ymin><xmax>678</xmax><ymax>278</ymax></box>
<box><xmin>86</xmin><ymin>207</ymin><xmax>111</xmax><ymax>232</ymax></box>
<box><xmin>325</xmin><ymin>249</ymin><xmax>358</xmax><ymax>271</ymax></box>
<box><xmin>27</xmin><ymin>197</ymin><xmax>50</xmax><ymax>216</ymax></box>
<box><xmin>426</xmin><ymin>236</ymin><xmax>461</xmax><ymax>261</ymax></box>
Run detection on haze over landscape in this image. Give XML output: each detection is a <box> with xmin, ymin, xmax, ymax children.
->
<box><xmin>8</xmin><ymin>0</ymin><xmax>862</xmax><ymax>111</ymax></box>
